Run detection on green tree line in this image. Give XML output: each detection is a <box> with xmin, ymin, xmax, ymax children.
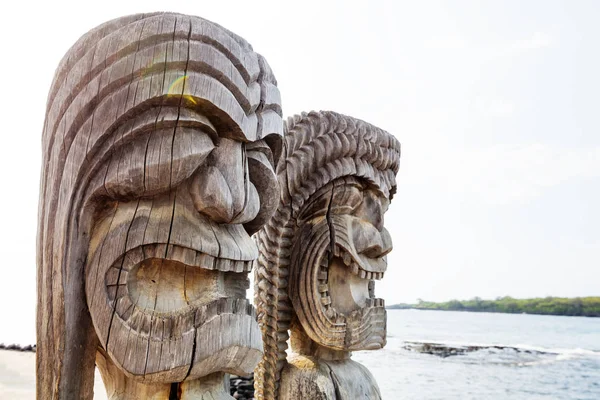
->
<box><xmin>387</xmin><ymin>296</ymin><xmax>600</xmax><ymax>317</ymax></box>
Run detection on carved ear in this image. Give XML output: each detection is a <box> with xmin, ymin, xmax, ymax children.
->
<box><xmin>245</xmin><ymin>148</ymin><xmax>279</xmax><ymax>235</ymax></box>
<box><xmin>264</xmin><ymin>133</ymin><xmax>283</xmax><ymax>166</ymax></box>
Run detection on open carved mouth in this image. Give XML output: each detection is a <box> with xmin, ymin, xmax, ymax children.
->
<box><xmin>107</xmin><ymin>243</ymin><xmax>254</xmax><ymax>327</ymax></box>
<box><xmin>96</xmin><ymin>242</ymin><xmax>262</xmax><ymax>381</ymax></box>
<box><xmin>318</xmin><ymin>244</ymin><xmax>386</xmax><ymax>320</ymax></box>
<box><xmin>289</xmin><ymin>215</ymin><xmax>390</xmax><ymax>351</ymax></box>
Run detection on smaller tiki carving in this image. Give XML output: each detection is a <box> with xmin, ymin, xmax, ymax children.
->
<box><xmin>254</xmin><ymin>111</ymin><xmax>400</xmax><ymax>399</ymax></box>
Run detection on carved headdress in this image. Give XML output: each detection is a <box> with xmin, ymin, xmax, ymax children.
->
<box><xmin>254</xmin><ymin>111</ymin><xmax>400</xmax><ymax>399</ymax></box>
<box><xmin>38</xmin><ymin>13</ymin><xmax>282</xmax><ymax>398</ymax></box>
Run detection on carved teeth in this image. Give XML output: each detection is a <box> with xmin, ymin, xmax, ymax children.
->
<box><xmin>335</xmin><ymin>247</ymin><xmax>387</xmax><ymax>281</ymax></box>
<box><xmin>122</xmin><ymin>244</ymin><xmax>253</xmax><ymax>273</ymax></box>
<box><xmin>321</xmin><ymin>297</ymin><xmax>332</xmax><ymax>306</ymax></box>
<box><xmin>220</xmin><ymin>259</ymin><xmax>234</xmax><ymax>272</ymax></box>
<box><xmin>192</xmin><ymin>298</ymin><xmax>255</xmax><ymax>328</ymax></box>
<box><xmin>150</xmin><ymin>317</ymin><xmax>165</xmax><ymax>340</ymax></box>
<box><xmin>365</xmin><ymin>298</ymin><xmax>385</xmax><ymax>308</ymax></box>
<box><xmin>128</xmin><ymin>309</ymin><xmax>147</xmax><ymax>333</ymax></box>
<box><xmin>342</xmin><ymin>252</ymin><xmax>352</xmax><ymax>266</ymax></box>
<box><xmin>106</xmin><ymin>267</ymin><xmax>128</xmax><ymax>285</ymax></box>
<box><xmin>346</xmin><ymin>258</ymin><xmax>376</xmax><ymax>281</ymax></box>
<box><xmin>116</xmin><ymin>296</ymin><xmax>134</xmax><ymax>320</ymax></box>
<box><xmin>369</xmin><ymin>298</ymin><xmax>384</xmax><ymax>307</ymax></box>
<box><xmin>321</xmin><ymin>257</ymin><xmax>329</xmax><ymax>268</ymax></box>
<box><xmin>195</xmin><ymin>253</ymin><xmax>216</xmax><ymax>269</ymax></box>
<box><xmin>333</xmin><ymin>246</ymin><xmax>341</xmax><ymax>257</ymax></box>
<box><xmin>168</xmin><ymin>245</ymin><xmax>197</xmax><ymax>266</ymax></box>
<box><xmin>195</xmin><ymin>255</ymin><xmax>252</xmax><ymax>272</ymax></box>
<box><xmin>325</xmin><ymin>307</ymin><xmax>336</xmax><ymax>319</ymax></box>
<box><xmin>107</xmin><ymin>284</ymin><xmax>127</xmax><ymax>301</ymax></box>
<box><xmin>318</xmin><ymin>284</ymin><xmax>328</xmax><ymax>293</ymax></box>
<box><xmin>318</xmin><ymin>269</ymin><xmax>328</xmax><ymax>280</ymax></box>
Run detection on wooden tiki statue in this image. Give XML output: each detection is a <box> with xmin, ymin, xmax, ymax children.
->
<box><xmin>37</xmin><ymin>13</ymin><xmax>282</xmax><ymax>399</ymax></box>
<box><xmin>254</xmin><ymin>111</ymin><xmax>400</xmax><ymax>399</ymax></box>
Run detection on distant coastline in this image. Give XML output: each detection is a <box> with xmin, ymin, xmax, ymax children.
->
<box><xmin>387</xmin><ymin>296</ymin><xmax>600</xmax><ymax>317</ymax></box>
<box><xmin>0</xmin><ymin>343</ymin><xmax>35</xmax><ymax>352</ymax></box>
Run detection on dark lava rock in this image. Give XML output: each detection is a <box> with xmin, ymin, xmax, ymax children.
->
<box><xmin>403</xmin><ymin>341</ymin><xmax>550</xmax><ymax>358</ymax></box>
<box><xmin>230</xmin><ymin>373</ymin><xmax>254</xmax><ymax>400</ymax></box>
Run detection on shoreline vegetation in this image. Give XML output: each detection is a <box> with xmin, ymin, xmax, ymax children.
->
<box><xmin>387</xmin><ymin>296</ymin><xmax>600</xmax><ymax>317</ymax></box>
<box><xmin>0</xmin><ymin>343</ymin><xmax>35</xmax><ymax>352</ymax></box>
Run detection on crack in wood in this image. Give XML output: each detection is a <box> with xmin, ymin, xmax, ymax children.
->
<box><xmin>40</xmin><ymin>12</ymin><xmax>284</xmax><ymax>398</ymax></box>
<box><xmin>169</xmin><ymin>382</ymin><xmax>180</xmax><ymax>400</ymax></box>
<box><xmin>105</xmin><ymin>199</ymin><xmax>141</xmax><ymax>351</ymax></box>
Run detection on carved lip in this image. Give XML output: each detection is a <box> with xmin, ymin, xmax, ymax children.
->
<box><xmin>100</xmin><ymin>245</ymin><xmax>261</xmax><ymax>380</ymax></box>
<box><xmin>331</xmin><ymin>245</ymin><xmax>385</xmax><ymax>308</ymax></box>
<box><xmin>160</xmin><ymin>211</ymin><xmax>259</xmax><ymax>262</ymax></box>
<box><xmin>120</xmin><ymin>297</ymin><xmax>257</xmax><ymax>339</ymax></box>
<box><xmin>333</xmin><ymin>244</ymin><xmax>386</xmax><ymax>280</ymax></box>
<box><xmin>109</xmin><ymin>243</ymin><xmax>254</xmax><ymax>277</ymax></box>
<box><xmin>105</xmin><ymin>297</ymin><xmax>259</xmax><ymax>381</ymax></box>
<box><xmin>106</xmin><ymin>243</ymin><xmax>253</xmax><ymax>323</ymax></box>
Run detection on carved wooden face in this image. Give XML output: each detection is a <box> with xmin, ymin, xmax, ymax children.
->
<box><xmin>84</xmin><ymin>111</ymin><xmax>279</xmax><ymax>382</ymax></box>
<box><xmin>290</xmin><ymin>177</ymin><xmax>392</xmax><ymax>351</ymax></box>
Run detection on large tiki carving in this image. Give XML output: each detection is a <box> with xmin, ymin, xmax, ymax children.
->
<box><xmin>37</xmin><ymin>13</ymin><xmax>282</xmax><ymax>399</ymax></box>
<box><xmin>254</xmin><ymin>111</ymin><xmax>400</xmax><ymax>399</ymax></box>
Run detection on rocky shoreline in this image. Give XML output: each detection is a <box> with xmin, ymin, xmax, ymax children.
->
<box><xmin>230</xmin><ymin>374</ymin><xmax>254</xmax><ymax>399</ymax></box>
<box><xmin>402</xmin><ymin>341</ymin><xmax>551</xmax><ymax>358</ymax></box>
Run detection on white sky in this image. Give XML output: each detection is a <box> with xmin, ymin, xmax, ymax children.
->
<box><xmin>1</xmin><ymin>0</ymin><xmax>599</xmax><ymax>345</ymax></box>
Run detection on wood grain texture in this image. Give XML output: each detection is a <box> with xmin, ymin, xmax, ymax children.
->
<box><xmin>37</xmin><ymin>12</ymin><xmax>281</xmax><ymax>399</ymax></box>
<box><xmin>253</xmin><ymin>111</ymin><xmax>400</xmax><ymax>400</ymax></box>
<box><xmin>279</xmin><ymin>355</ymin><xmax>382</xmax><ymax>400</ymax></box>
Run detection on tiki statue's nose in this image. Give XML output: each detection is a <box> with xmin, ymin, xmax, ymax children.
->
<box><xmin>190</xmin><ymin>138</ymin><xmax>260</xmax><ymax>224</ymax></box>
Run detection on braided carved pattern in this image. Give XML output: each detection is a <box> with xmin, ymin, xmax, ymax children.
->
<box><xmin>254</xmin><ymin>111</ymin><xmax>400</xmax><ymax>400</ymax></box>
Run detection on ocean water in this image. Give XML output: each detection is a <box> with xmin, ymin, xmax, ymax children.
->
<box><xmin>354</xmin><ymin>310</ymin><xmax>600</xmax><ymax>400</ymax></box>
<box><xmin>1</xmin><ymin>310</ymin><xmax>598</xmax><ymax>399</ymax></box>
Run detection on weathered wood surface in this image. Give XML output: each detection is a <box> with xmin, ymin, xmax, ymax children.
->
<box><xmin>37</xmin><ymin>12</ymin><xmax>282</xmax><ymax>399</ymax></box>
<box><xmin>254</xmin><ymin>111</ymin><xmax>400</xmax><ymax>399</ymax></box>
<box><xmin>279</xmin><ymin>355</ymin><xmax>382</xmax><ymax>400</ymax></box>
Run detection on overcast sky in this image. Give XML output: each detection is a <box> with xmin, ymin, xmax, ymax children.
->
<box><xmin>1</xmin><ymin>0</ymin><xmax>599</xmax><ymax>344</ymax></box>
